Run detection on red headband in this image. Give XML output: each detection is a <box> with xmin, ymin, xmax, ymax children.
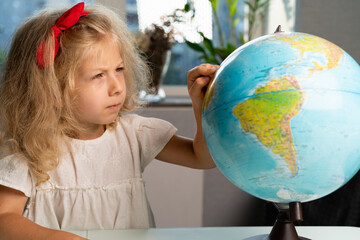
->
<box><xmin>36</xmin><ymin>2</ymin><xmax>90</xmax><ymax>68</ymax></box>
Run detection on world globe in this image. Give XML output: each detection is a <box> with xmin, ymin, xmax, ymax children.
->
<box><xmin>202</xmin><ymin>31</ymin><xmax>360</xmax><ymax>204</ymax></box>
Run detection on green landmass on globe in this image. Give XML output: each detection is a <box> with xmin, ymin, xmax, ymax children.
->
<box><xmin>202</xmin><ymin>31</ymin><xmax>360</xmax><ymax>203</ymax></box>
<box><xmin>233</xmin><ymin>75</ymin><xmax>305</xmax><ymax>175</ymax></box>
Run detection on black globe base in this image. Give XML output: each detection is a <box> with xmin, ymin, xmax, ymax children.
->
<box><xmin>269</xmin><ymin>222</ymin><xmax>310</xmax><ymax>240</ymax></box>
<box><xmin>244</xmin><ymin>202</ymin><xmax>311</xmax><ymax>240</ymax></box>
<box><xmin>269</xmin><ymin>202</ymin><xmax>311</xmax><ymax>240</ymax></box>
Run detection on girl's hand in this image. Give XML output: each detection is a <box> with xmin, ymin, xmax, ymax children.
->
<box><xmin>187</xmin><ymin>64</ymin><xmax>219</xmax><ymax>114</ymax></box>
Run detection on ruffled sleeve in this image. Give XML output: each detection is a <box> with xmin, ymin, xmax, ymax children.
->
<box><xmin>0</xmin><ymin>154</ymin><xmax>33</xmax><ymax>197</ymax></box>
<box><xmin>133</xmin><ymin>115</ymin><xmax>177</xmax><ymax>171</ymax></box>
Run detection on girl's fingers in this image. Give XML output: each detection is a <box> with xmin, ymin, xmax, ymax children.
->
<box><xmin>187</xmin><ymin>64</ymin><xmax>218</xmax><ymax>91</ymax></box>
<box><xmin>188</xmin><ymin>76</ymin><xmax>211</xmax><ymax>96</ymax></box>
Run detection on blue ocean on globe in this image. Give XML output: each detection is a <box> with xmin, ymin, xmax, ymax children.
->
<box><xmin>202</xmin><ymin>32</ymin><xmax>360</xmax><ymax>203</ymax></box>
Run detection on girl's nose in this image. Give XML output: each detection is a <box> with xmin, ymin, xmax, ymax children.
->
<box><xmin>108</xmin><ymin>74</ymin><xmax>123</xmax><ymax>96</ymax></box>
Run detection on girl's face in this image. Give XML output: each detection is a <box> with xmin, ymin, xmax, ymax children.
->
<box><xmin>73</xmin><ymin>36</ymin><xmax>126</xmax><ymax>139</ymax></box>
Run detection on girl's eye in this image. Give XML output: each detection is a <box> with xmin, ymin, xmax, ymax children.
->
<box><xmin>116</xmin><ymin>67</ymin><xmax>124</xmax><ymax>72</ymax></box>
<box><xmin>93</xmin><ymin>73</ymin><xmax>104</xmax><ymax>79</ymax></box>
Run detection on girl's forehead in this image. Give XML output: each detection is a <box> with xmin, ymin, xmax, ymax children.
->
<box><xmin>84</xmin><ymin>36</ymin><xmax>118</xmax><ymax>56</ymax></box>
<box><xmin>77</xmin><ymin>38</ymin><xmax>123</xmax><ymax>73</ymax></box>
<box><xmin>92</xmin><ymin>35</ymin><xmax>122</xmax><ymax>55</ymax></box>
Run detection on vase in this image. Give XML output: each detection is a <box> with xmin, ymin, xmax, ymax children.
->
<box><xmin>140</xmin><ymin>49</ymin><xmax>171</xmax><ymax>102</ymax></box>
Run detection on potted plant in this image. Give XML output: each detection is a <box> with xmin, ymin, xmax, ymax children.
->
<box><xmin>134</xmin><ymin>3</ymin><xmax>193</xmax><ymax>101</ymax></box>
<box><xmin>184</xmin><ymin>0</ymin><xmax>270</xmax><ymax>65</ymax></box>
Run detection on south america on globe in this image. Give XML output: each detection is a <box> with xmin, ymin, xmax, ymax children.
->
<box><xmin>202</xmin><ymin>31</ymin><xmax>360</xmax><ymax>203</ymax></box>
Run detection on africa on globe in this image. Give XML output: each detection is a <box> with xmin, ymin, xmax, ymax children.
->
<box><xmin>202</xmin><ymin>30</ymin><xmax>360</xmax><ymax>204</ymax></box>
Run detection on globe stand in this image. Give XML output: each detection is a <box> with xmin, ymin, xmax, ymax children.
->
<box><xmin>268</xmin><ymin>202</ymin><xmax>310</xmax><ymax>240</ymax></box>
<box><xmin>244</xmin><ymin>202</ymin><xmax>311</xmax><ymax>240</ymax></box>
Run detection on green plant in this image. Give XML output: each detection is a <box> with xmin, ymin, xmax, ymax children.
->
<box><xmin>184</xmin><ymin>0</ymin><xmax>270</xmax><ymax>65</ymax></box>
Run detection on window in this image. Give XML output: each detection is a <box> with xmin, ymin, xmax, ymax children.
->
<box><xmin>126</xmin><ymin>0</ymin><xmax>213</xmax><ymax>87</ymax></box>
<box><xmin>0</xmin><ymin>0</ymin><xmax>94</xmax><ymax>69</ymax></box>
<box><xmin>127</xmin><ymin>0</ymin><xmax>246</xmax><ymax>89</ymax></box>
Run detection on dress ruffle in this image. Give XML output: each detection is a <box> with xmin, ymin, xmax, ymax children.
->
<box><xmin>24</xmin><ymin>178</ymin><xmax>155</xmax><ymax>230</ymax></box>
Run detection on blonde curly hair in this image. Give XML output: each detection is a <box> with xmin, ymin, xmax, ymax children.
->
<box><xmin>0</xmin><ymin>4</ymin><xmax>150</xmax><ymax>185</ymax></box>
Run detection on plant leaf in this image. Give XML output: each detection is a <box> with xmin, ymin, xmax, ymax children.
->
<box><xmin>232</xmin><ymin>18</ymin><xmax>240</xmax><ymax>28</ymax></box>
<box><xmin>224</xmin><ymin>43</ymin><xmax>237</xmax><ymax>56</ymax></box>
<box><xmin>245</xmin><ymin>1</ymin><xmax>255</xmax><ymax>12</ymax></box>
<box><xmin>203</xmin><ymin>37</ymin><xmax>215</xmax><ymax>55</ymax></box>
<box><xmin>185</xmin><ymin>40</ymin><xmax>206</xmax><ymax>53</ymax></box>
<box><xmin>214</xmin><ymin>45</ymin><xmax>235</xmax><ymax>61</ymax></box>
<box><xmin>209</xmin><ymin>0</ymin><xmax>218</xmax><ymax>11</ymax></box>
<box><xmin>229</xmin><ymin>0</ymin><xmax>238</xmax><ymax>18</ymax></box>
<box><xmin>239</xmin><ymin>32</ymin><xmax>246</xmax><ymax>45</ymax></box>
<box><xmin>258</xmin><ymin>0</ymin><xmax>270</xmax><ymax>7</ymax></box>
<box><xmin>203</xmin><ymin>56</ymin><xmax>220</xmax><ymax>65</ymax></box>
<box><xmin>184</xmin><ymin>2</ymin><xmax>190</xmax><ymax>12</ymax></box>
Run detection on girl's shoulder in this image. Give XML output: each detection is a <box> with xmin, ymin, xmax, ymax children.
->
<box><xmin>118</xmin><ymin>113</ymin><xmax>176</xmax><ymax>132</ymax></box>
<box><xmin>0</xmin><ymin>153</ymin><xmax>33</xmax><ymax>197</ymax></box>
<box><xmin>0</xmin><ymin>154</ymin><xmax>30</xmax><ymax>177</ymax></box>
<box><xmin>118</xmin><ymin>113</ymin><xmax>143</xmax><ymax>122</ymax></box>
<box><xmin>0</xmin><ymin>153</ymin><xmax>28</xmax><ymax>167</ymax></box>
<box><xmin>117</xmin><ymin>113</ymin><xmax>144</xmax><ymax>130</ymax></box>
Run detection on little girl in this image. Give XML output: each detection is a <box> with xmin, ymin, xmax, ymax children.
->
<box><xmin>0</xmin><ymin>2</ymin><xmax>217</xmax><ymax>240</ymax></box>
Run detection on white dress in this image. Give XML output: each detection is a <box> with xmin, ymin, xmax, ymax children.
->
<box><xmin>0</xmin><ymin>114</ymin><xmax>177</xmax><ymax>230</ymax></box>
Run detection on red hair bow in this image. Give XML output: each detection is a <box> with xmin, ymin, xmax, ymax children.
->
<box><xmin>36</xmin><ymin>2</ymin><xmax>90</xmax><ymax>68</ymax></box>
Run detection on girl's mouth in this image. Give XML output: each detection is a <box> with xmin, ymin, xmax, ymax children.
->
<box><xmin>107</xmin><ymin>103</ymin><xmax>120</xmax><ymax>110</ymax></box>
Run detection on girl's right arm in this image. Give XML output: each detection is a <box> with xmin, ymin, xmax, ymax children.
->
<box><xmin>0</xmin><ymin>185</ymin><xmax>87</xmax><ymax>240</ymax></box>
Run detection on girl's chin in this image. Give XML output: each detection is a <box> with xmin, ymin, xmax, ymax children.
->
<box><xmin>105</xmin><ymin>117</ymin><xmax>119</xmax><ymax>127</ymax></box>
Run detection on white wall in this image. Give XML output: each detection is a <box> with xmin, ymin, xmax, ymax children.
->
<box><xmin>265</xmin><ymin>0</ymin><xmax>360</xmax><ymax>63</ymax></box>
<box><xmin>265</xmin><ymin>0</ymin><xmax>297</xmax><ymax>33</ymax></box>
<box><xmin>295</xmin><ymin>0</ymin><xmax>360</xmax><ymax>63</ymax></box>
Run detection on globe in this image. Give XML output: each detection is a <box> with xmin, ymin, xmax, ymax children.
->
<box><xmin>202</xmin><ymin>31</ymin><xmax>360</xmax><ymax>203</ymax></box>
